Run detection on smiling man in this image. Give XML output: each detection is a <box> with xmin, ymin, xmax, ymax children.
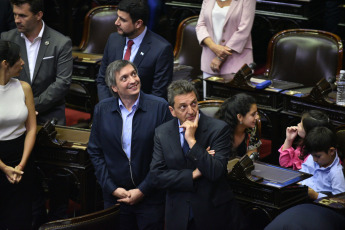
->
<box><xmin>150</xmin><ymin>80</ymin><xmax>243</xmax><ymax>230</ymax></box>
<box><xmin>88</xmin><ymin>60</ymin><xmax>171</xmax><ymax>230</ymax></box>
<box><xmin>96</xmin><ymin>0</ymin><xmax>173</xmax><ymax>101</ymax></box>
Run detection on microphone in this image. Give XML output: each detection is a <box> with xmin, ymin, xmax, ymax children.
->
<box><xmin>248</xmin><ymin>62</ymin><xmax>256</xmax><ymax>71</ymax></box>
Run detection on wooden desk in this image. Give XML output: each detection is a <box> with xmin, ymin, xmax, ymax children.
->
<box><xmin>34</xmin><ymin>125</ymin><xmax>99</xmax><ymax>216</ymax></box>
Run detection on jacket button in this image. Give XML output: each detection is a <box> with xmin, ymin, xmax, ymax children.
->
<box><xmin>222</xmin><ymin>39</ymin><xmax>225</xmax><ymax>43</ymax></box>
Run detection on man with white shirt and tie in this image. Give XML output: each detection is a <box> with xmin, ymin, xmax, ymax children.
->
<box><xmin>97</xmin><ymin>0</ymin><xmax>174</xmax><ymax>101</ymax></box>
<box><xmin>1</xmin><ymin>0</ymin><xmax>72</xmax><ymax>125</ymax></box>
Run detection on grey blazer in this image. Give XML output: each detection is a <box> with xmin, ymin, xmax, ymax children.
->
<box><xmin>1</xmin><ymin>25</ymin><xmax>73</xmax><ymax>125</ymax></box>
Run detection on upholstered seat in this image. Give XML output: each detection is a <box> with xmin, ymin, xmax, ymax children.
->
<box><xmin>198</xmin><ymin>100</ymin><xmax>223</xmax><ymax>118</ymax></box>
<box><xmin>77</xmin><ymin>5</ymin><xmax>118</xmax><ymax>54</ymax></box>
<box><xmin>173</xmin><ymin>15</ymin><xmax>202</xmax><ymax>81</ymax></box>
<box><xmin>39</xmin><ymin>204</ymin><xmax>120</xmax><ymax>230</ymax></box>
<box><xmin>264</xmin><ymin>29</ymin><xmax>343</xmax><ymax>87</ymax></box>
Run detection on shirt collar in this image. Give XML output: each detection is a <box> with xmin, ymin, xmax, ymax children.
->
<box><xmin>118</xmin><ymin>93</ymin><xmax>140</xmax><ymax>112</ymax></box>
<box><xmin>126</xmin><ymin>26</ymin><xmax>147</xmax><ymax>47</ymax></box>
<box><xmin>21</xmin><ymin>20</ymin><xmax>45</xmax><ymax>42</ymax></box>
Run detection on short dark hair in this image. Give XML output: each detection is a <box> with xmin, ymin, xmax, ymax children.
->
<box><xmin>302</xmin><ymin>126</ymin><xmax>336</xmax><ymax>155</ymax></box>
<box><xmin>167</xmin><ymin>80</ymin><xmax>198</xmax><ymax>107</ymax></box>
<box><xmin>118</xmin><ymin>0</ymin><xmax>148</xmax><ymax>25</ymax></box>
<box><xmin>11</xmin><ymin>0</ymin><xmax>44</xmax><ymax>14</ymax></box>
<box><xmin>105</xmin><ymin>59</ymin><xmax>139</xmax><ymax>97</ymax></box>
<box><xmin>0</xmin><ymin>40</ymin><xmax>21</xmax><ymax>67</ymax></box>
<box><xmin>301</xmin><ymin>110</ymin><xmax>334</xmax><ymax>134</ymax></box>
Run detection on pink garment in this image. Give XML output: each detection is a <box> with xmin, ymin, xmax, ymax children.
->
<box><xmin>196</xmin><ymin>0</ymin><xmax>256</xmax><ymax>75</ymax></box>
<box><xmin>278</xmin><ymin>145</ymin><xmax>308</xmax><ymax>170</ymax></box>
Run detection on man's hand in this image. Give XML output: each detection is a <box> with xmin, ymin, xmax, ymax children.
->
<box><xmin>180</xmin><ymin>110</ymin><xmax>199</xmax><ymax>149</ymax></box>
<box><xmin>206</xmin><ymin>146</ymin><xmax>215</xmax><ymax>156</ymax></box>
<box><xmin>112</xmin><ymin>187</ymin><xmax>131</xmax><ymax>199</ymax></box>
<box><xmin>192</xmin><ymin>168</ymin><xmax>202</xmax><ymax>179</ymax></box>
<box><xmin>117</xmin><ymin>188</ymin><xmax>144</xmax><ymax>205</ymax></box>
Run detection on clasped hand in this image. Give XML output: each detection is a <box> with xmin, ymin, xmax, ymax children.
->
<box><xmin>4</xmin><ymin>165</ymin><xmax>24</xmax><ymax>184</ymax></box>
<box><xmin>113</xmin><ymin>187</ymin><xmax>144</xmax><ymax>205</ymax></box>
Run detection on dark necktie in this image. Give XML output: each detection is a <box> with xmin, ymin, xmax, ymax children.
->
<box><xmin>124</xmin><ymin>40</ymin><xmax>134</xmax><ymax>60</ymax></box>
<box><xmin>182</xmin><ymin>132</ymin><xmax>190</xmax><ymax>154</ymax></box>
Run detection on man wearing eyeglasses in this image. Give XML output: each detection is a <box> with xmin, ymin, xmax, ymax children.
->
<box><xmin>150</xmin><ymin>80</ymin><xmax>243</xmax><ymax>230</ymax></box>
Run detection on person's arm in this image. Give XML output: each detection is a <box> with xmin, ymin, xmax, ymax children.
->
<box><xmin>226</xmin><ymin>0</ymin><xmax>256</xmax><ymax>53</ymax></box>
<box><xmin>15</xmin><ymin>81</ymin><xmax>37</xmax><ymax>182</ymax></box>
<box><xmin>34</xmin><ymin>39</ymin><xmax>73</xmax><ymax>113</ymax></box>
<box><xmin>96</xmin><ymin>37</ymin><xmax>113</xmax><ymax>101</ymax></box>
<box><xmin>0</xmin><ymin>160</ymin><xmax>23</xmax><ymax>184</ymax></box>
<box><xmin>150</xmin><ymin>43</ymin><xmax>174</xmax><ymax>98</ymax></box>
<box><xmin>150</xmin><ymin>128</ymin><xmax>195</xmax><ymax>191</ymax></box>
<box><xmin>87</xmin><ymin>104</ymin><xmax>119</xmax><ymax>196</ymax></box>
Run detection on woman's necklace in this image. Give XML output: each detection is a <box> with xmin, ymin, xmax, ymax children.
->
<box><xmin>219</xmin><ymin>0</ymin><xmax>228</xmax><ymax>2</ymax></box>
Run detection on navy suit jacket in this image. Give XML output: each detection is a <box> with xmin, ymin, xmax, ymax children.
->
<box><xmin>150</xmin><ymin>113</ymin><xmax>238</xmax><ymax>230</ymax></box>
<box><xmin>96</xmin><ymin>29</ymin><xmax>173</xmax><ymax>101</ymax></box>
<box><xmin>88</xmin><ymin>92</ymin><xmax>171</xmax><ymax>204</ymax></box>
<box><xmin>1</xmin><ymin>26</ymin><xmax>73</xmax><ymax>125</ymax></box>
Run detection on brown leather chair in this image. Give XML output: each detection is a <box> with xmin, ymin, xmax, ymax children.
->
<box><xmin>336</xmin><ymin>125</ymin><xmax>345</xmax><ymax>164</ymax></box>
<box><xmin>173</xmin><ymin>15</ymin><xmax>202</xmax><ymax>81</ymax></box>
<box><xmin>264</xmin><ymin>29</ymin><xmax>343</xmax><ymax>87</ymax></box>
<box><xmin>39</xmin><ymin>204</ymin><xmax>120</xmax><ymax>230</ymax></box>
<box><xmin>198</xmin><ymin>100</ymin><xmax>223</xmax><ymax>118</ymax></box>
<box><xmin>77</xmin><ymin>5</ymin><xmax>118</xmax><ymax>54</ymax></box>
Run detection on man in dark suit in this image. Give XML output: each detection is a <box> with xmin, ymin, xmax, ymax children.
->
<box><xmin>0</xmin><ymin>0</ymin><xmax>16</xmax><ymax>34</ymax></box>
<box><xmin>150</xmin><ymin>80</ymin><xmax>242</xmax><ymax>230</ymax></box>
<box><xmin>96</xmin><ymin>0</ymin><xmax>173</xmax><ymax>101</ymax></box>
<box><xmin>88</xmin><ymin>60</ymin><xmax>171</xmax><ymax>230</ymax></box>
<box><xmin>1</xmin><ymin>0</ymin><xmax>72</xmax><ymax>125</ymax></box>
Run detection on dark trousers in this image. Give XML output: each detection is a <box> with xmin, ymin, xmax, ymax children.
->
<box><xmin>104</xmin><ymin>200</ymin><xmax>164</xmax><ymax>230</ymax></box>
<box><xmin>0</xmin><ymin>134</ymin><xmax>32</xmax><ymax>230</ymax></box>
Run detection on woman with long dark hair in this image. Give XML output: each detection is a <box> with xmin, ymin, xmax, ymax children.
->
<box><xmin>216</xmin><ymin>93</ymin><xmax>261</xmax><ymax>157</ymax></box>
<box><xmin>0</xmin><ymin>40</ymin><xmax>36</xmax><ymax>230</ymax></box>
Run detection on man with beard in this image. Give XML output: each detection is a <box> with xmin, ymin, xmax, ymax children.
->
<box><xmin>88</xmin><ymin>60</ymin><xmax>171</xmax><ymax>230</ymax></box>
<box><xmin>96</xmin><ymin>0</ymin><xmax>173</xmax><ymax>101</ymax></box>
<box><xmin>1</xmin><ymin>0</ymin><xmax>72</xmax><ymax>125</ymax></box>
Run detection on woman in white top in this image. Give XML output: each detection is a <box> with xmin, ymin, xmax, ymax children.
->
<box><xmin>196</xmin><ymin>0</ymin><xmax>256</xmax><ymax>99</ymax></box>
<box><xmin>0</xmin><ymin>40</ymin><xmax>36</xmax><ymax>230</ymax></box>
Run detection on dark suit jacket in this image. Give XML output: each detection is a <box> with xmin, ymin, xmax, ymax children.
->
<box><xmin>1</xmin><ymin>25</ymin><xmax>73</xmax><ymax>125</ymax></box>
<box><xmin>96</xmin><ymin>29</ymin><xmax>173</xmax><ymax>101</ymax></box>
<box><xmin>150</xmin><ymin>113</ymin><xmax>239</xmax><ymax>230</ymax></box>
<box><xmin>88</xmin><ymin>92</ymin><xmax>171</xmax><ymax>204</ymax></box>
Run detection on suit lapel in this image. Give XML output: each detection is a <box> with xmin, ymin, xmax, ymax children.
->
<box><xmin>133</xmin><ymin>31</ymin><xmax>150</xmax><ymax>67</ymax></box>
<box><xmin>116</xmin><ymin>35</ymin><xmax>126</xmax><ymax>60</ymax></box>
<box><xmin>224</xmin><ymin>0</ymin><xmax>238</xmax><ymax>25</ymax></box>
<box><xmin>195</xmin><ymin>113</ymin><xmax>208</xmax><ymax>144</ymax></box>
<box><xmin>32</xmin><ymin>28</ymin><xmax>50</xmax><ymax>83</ymax></box>
<box><xmin>16</xmin><ymin>33</ymin><xmax>30</xmax><ymax>83</ymax></box>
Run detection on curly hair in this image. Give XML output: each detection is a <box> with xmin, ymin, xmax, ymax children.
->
<box><xmin>215</xmin><ymin>93</ymin><xmax>256</xmax><ymax>155</ymax></box>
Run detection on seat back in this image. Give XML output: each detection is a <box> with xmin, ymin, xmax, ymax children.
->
<box><xmin>198</xmin><ymin>100</ymin><xmax>223</xmax><ymax>118</ymax></box>
<box><xmin>174</xmin><ymin>16</ymin><xmax>202</xmax><ymax>80</ymax></box>
<box><xmin>78</xmin><ymin>5</ymin><xmax>118</xmax><ymax>54</ymax></box>
<box><xmin>265</xmin><ymin>29</ymin><xmax>343</xmax><ymax>87</ymax></box>
<box><xmin>39</xmin><ymin>204</ymin><xmax>120</xmax><ymax>230</ymax></box>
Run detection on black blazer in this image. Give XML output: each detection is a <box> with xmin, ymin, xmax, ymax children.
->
<box><xmin>150</xmin><ymin>113</ymin><xmax>238</xmax><ymax>230</ymax></box>
<box><xmin>96</xmin><ymin>29</ymin><xmax>174</xmax><ymax>101</ymax></box>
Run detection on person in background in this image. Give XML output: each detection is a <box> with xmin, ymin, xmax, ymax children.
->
<box><xmin>0</xmin><ymin>40</ymin><xmax>36</xmax><ymax>230</ymax></box>
<box><xmin>279</xmin><ymin>110</ymin><xmax>334</xmax><ymax>170</ymax></box>
<box><xmin>150</xmin><ymin>80</ymin><xmax>243</xmax><ymax>230</ymax></box>
<box><xmin>0</xmin><ymin>0</ymin><xmax>16</xmax><ymax>34</ymax></box>
<box><xmin>215</xmin><ymin>93</ymin><xmax>261</xmax><ymax>158</ymax></box>
<box><xmin>299</xmin><ymin>126</ymin><xmax>345</xmax><ymax>200</ymax></box>
<box><xmin>96</xmin><ymin>0</ymin><xmax>173</xmax><ymax>101</ymax></box>
<box><xmin>1</xmin><ymin>0</ymin><xmax>73</xmax><ymax>125</ymax></box>
<box><xmin>88</xmin><ymin>60</ymin><xmax>171</xmax><ymax>230</ymax></box>
<box><xmin>196</xmin><ymin>0</ymin><xmax>256</xmax><ymax>99</ymax></box>
<box><xmin>265</xmin><ymin>203</ymin><xmax>345</xmax><ymax>230</ymax></box>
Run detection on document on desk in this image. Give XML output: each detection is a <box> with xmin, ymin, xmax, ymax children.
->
<box><xmin>251</xmin><ymin>77</ymin><xmax>304</xmax><ymax>92</ymax></box>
